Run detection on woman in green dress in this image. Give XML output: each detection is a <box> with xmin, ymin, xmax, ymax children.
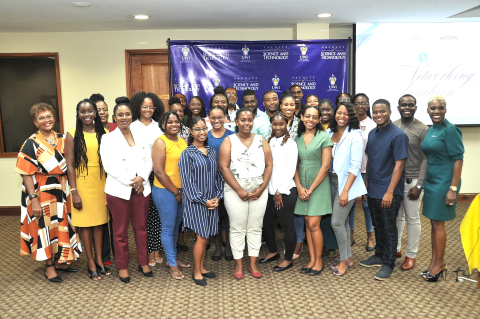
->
<box><xmin>294</xmin><ymin>105</ymin><xmax>333</xmax><ymax>276</ymax></box>
<box><xmin>421</xmin><ymin>95</ymin><xmax>464</xmax><ymax>282</ymax></box>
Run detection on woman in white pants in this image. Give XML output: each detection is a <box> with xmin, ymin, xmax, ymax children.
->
<box><xmin>219</xmin><ymin>108</ymin><xmax>273</xmax><ymax>279</ymax></box>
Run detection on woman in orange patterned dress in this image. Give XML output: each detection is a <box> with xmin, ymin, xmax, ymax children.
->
<box><xmin>15</xmin><ymin>103</ymin><xmax>82</xmax><ymax>282</ymax></box>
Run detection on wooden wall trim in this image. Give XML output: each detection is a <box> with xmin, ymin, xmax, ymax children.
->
<box><xmin>353</xmin><ymin>193</ymin><xmax>479</xmax><ymax>206</ymax></box>
<box><xmin>0</xmin><ymin>206</ymin><xmax>20</xmax><ymax>216</ymax></box>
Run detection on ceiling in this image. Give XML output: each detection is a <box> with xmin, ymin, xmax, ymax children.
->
<box><xmin>0</xmin><ymin>0</ymin><xmax>479</xmax><ymax>32</ymax></box>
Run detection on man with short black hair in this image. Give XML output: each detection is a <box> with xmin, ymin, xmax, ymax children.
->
<box><xmin>263</xmin><ymin>90</ymin><xmax>279</xmax><ymax>118</ymax></box>
<box><xmin>289</xmin><ymin>85</ymin><xmax>305</xmax><ymax>118</ymax></box>
<box><xmin>242</xmin><ymin>89</ymin><xmax>270</xmax><ymax>139</ymax></box>
<box><xmin>393</xmin><ymin>94</ymin><xmax>428</xmax><ymax>271</ymax></box>
<box><xmin>360</xmin><ymin>99</ymin><xmax>409</xmax><ymax>281</ymax></box>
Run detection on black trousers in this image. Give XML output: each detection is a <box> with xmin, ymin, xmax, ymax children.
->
<box><xmin>368</xmin><ymin>195</ymin><xmax>402</xmax><ymax>269</ymax></box>
<box><xmin>262</xmin><ymin>188</ymin><xmax>298</xmax><ymax>261</ymax></box>
<box><xmin>101</xmin><ymin>210</ymin><xmax>115</xmax><ymax>262</ymax></box>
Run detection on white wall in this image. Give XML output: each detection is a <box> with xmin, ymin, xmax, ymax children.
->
<box><xmin>0</xmin><ymin>26</ymin><xmax>478</xmax><ymax>207</ymax></box>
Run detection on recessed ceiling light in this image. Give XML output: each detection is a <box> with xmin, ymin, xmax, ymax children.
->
<box><xmin>134</xmin><ymin>15</ymin><xmax>150</xmax><ymax>20</ymax></box>
<box><xmin>317</xmin><ymin>13</ymin><xmax>333</xmax><ymax>18</ymax></box>
<box><xmin>71</xmin><ymin>2</ymin><xmax>91</xmax><ymax>7</ymax></box>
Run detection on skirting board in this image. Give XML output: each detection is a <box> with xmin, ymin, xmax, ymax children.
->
<box><xmin>1</xmin><ymin>193</ymin><xmax>478</xmax><ymax>216</ymax></box>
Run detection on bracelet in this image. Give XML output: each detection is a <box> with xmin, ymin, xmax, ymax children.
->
<box><xmin>70</xmin><ymin>188</ymin><xmax>77</xmax><ymax>192</ymax></box>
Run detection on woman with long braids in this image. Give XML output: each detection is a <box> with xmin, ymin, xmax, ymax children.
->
<box><xmin>179</xmin><ymin>117</ymin><xmax>223</xmax><ymax>286</ymax></box>
<box><xmin>294</xmin><ymin>105</ymin><xmax>333</xmax><ymax>276</ymax></box>
<box><xmin>90</xmin><ymin>93</ymin><xmax>117</xmax><ymax>132</ymax></box>
<box><xmin>130</xmin><ymin>91</ymin><xmax>165</xmax><ymax>267</ymax></box>
<box><xmin>65</xmin><ymin>99</ymin><xmax>110</xmax><ymax>281</ymax></box>
<box><xmin>260</xmin><ymin>112</ymin><xmax>298</xmax><ymax>272</ymax></box>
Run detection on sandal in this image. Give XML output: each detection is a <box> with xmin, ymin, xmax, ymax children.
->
<box><xmin>170</xmin><ymin>268</ymin><xmax>184</xmax><ymax>280</ymax></box>
<box><xmin>88</xmin><ymin>267</ymin><xmax>101</xmax><ymax>281</ymax></box>
<box><xmin>166</xmin><ymin>260</ymin><xmax>191</xmax><ymax>268</ymax></box>
<box><xmin>331</xmin><ymin>259</ymin><xmax>354</xmax><ymax>270</ymax></box>
<box><xmin>156</xmin><ymin>256</ymin><xmax>163</xmax><ymax>264</ymax></box>
<box><xmin>95</xmin><ymin>262</ymin><xmax>112</xmax><ymax>276</ymax></box>
<box><xmin>292</xmin><ymin>245</ymin><xmax>303</xmax><ymax>260</ymax></box>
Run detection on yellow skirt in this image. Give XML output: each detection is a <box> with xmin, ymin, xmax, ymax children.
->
<box><xmin>71</xmin><ymin>166</ymin><xmax>109</xmax><ymax>227</ymax></box>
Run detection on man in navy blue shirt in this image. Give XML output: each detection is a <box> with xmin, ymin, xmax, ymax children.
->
<box><xmin>360</xmin><ymin>99</ymin><xmax>408</xmax><ymax>280</ymax></box>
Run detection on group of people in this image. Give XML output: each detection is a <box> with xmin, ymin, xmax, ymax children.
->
<box><xmin>16</xmin><ymin>83</ymin><xmax>464</xmax><ymax>286</ymax></box>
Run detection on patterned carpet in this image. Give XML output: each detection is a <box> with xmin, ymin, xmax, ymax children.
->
<box><xmin>1</xmin><ymin>203</ymin><xmax>478</xmax><ymax>319</ymax></box>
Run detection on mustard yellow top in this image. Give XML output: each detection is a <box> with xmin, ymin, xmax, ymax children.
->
<box><xmin>322</xmin><ymin>123</ymin><xmax>329</xmax><ymax>131</ymax></box>
<box><xmin>154</xmin><ymin>134</ymin><xmax>187</xmax><ymax>188</ymax></box>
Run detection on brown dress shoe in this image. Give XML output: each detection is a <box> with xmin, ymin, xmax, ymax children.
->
<box><xmin>401</xmin><ymin>257</ymin><xmax>415</xmax><ymax>270</ymax></box>
<box><xmin>395</xmin><ymin>251</ymin><xmax>402</xmax><ymax>258</ymax></box>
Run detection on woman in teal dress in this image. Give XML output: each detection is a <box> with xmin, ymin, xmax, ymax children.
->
<box><xmin>421</xmin><ymin>95</ymin><xmax>464</xmax><ymax>282</ymax></box>
<box><xmin>294</xmin><ymin>105</ymin><xmax>333</xmax><ymax>276</ymax></box>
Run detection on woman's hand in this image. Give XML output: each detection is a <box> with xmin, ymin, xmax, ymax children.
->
<box><xmin>32</xmin><ymin>198</ymin><xmax>42</xmax><ymax>219</ymax></box>
<box><xmin>250</xmin><ymin>187</ymin><xmax>265</xmax><ymax>201</ymax></box>
<box><xmin>72</xmin><ymin>191</ymin><xmax>83</xmax><ymax>210</ymax></box>
<box><xmin>274</xmin><ymin>194</ymin><xmax>283</xmax><ymax>210</ymax></box>
<box><xmin>130</xmin><ymin>176</ymin><xmax>144</xmax><ymax>193</ymax></box>
<box><xmin>205</xmin><ymin>199</ymin><xmax>219</xmax><ymax>210</ymax></box>
<box><xmin>236</xmin><ymin>188</ymin><xmax>250</xmax><ymax>202</ymax></box>
<box><xmin>298</xmin><ymin>186</ymin><xmax>310</xmax><ymax>201</ymax></box>
<box><xmin>339</xmin><ymin>190</ymin><xmax>349</xmax><ymax>208</ymax></box>
<box><xmin>174</xmin><ymin>192</ymin><xmax>183</xmax><ymax>204</ymax></box>
<box><xmin>136</xmin><ymin>185</ymin><xmax>144</xmax><ymax>195</ymax></box>
<box><xmin>445</xmin><ymin>189</ymin><xmax>456</xmax><ymax>206</ymax></box>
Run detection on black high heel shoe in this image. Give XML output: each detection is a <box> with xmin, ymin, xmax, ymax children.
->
<box><xmin>44</xmin><ymin>263</ymin><xmax>62</xmax><ymax>283</ymax></box>
<box><xmin>420</xmin><ymin>270</ymin><xmax>429</xmax><ymax>276</ymax></box>
<box><xmin>54</xmin><ymin>257</ymin><xmax>78</xmax><ymax>272</ymax></box>
<box><xmin>119</xmin><ymin>275</ymin><xmax>130</xmax><ymax>283</ymax></box>
<box><xmin>424</xmin><ymin>264</ymin><xmax>447</xmax><ymax>282</ymax></box>
<box><xmin>95</xmin><ymin>262</ymin><xmax>112</xmax><ymax>276</ymax></box>
<box><xmin>138</xmin><ymin>265</ymin><xmax>154</xmax><ymax>277</ymax></box>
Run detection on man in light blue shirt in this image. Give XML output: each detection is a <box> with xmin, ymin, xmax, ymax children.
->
<box><xmin>242</xmin><ymin>89</ymin><xmax>271</xmax><ymax>139</ymax></box>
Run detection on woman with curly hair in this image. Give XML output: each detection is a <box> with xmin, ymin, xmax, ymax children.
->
<box><xmin>65</xmin><ymin>99</ymin><xmax>110</xmax><ymax>280</ymax></box>
<box><xmin>130</xmin><ymin>91</ymin><xmax>166</xmax><ymax>266</ymax></box>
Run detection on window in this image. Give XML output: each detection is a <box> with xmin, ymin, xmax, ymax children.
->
<box><xmin>0</xmin><ymin>53</ymin><xmax>63</xmax><ymax>157</ymax></box>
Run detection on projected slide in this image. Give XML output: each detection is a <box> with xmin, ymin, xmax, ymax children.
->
<box><xmin>356</xmin><ymin>23</ymin><xmax>479</xmax><ymax>126</ymax></box>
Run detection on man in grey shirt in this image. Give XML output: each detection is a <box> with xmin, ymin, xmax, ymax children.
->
<box><xmin>393</xmin><ymin>94</ymin><xmax>428</xmax><ymax>271</ymax></box>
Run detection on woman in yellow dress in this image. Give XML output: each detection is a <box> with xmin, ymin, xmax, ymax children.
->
<box><xmin>65</xmin><ymin>99</ymin><xmax>110</xmax><ymax>280</ymax></box>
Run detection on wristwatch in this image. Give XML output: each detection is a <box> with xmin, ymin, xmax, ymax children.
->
<box><xmin>416</xmin><ymin>185</ymin><xmax>424</xmax><ymax>191</ymax></box>
<box><xmin>449</xmin><ymin>186</ymin><xmax>458</xmax><ymax>192</ymax></box>
<box><xmin>174</xmin><ymin>190</ymin><xmax>182</xmax><ymax>196</ymax></box>
<box><xmin>28</xmin><ymin>193</ymin><xmax>38</xmax><ymax>200</ymax></box>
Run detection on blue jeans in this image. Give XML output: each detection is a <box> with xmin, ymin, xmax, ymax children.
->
<box><xmin>294</xmin><ymin>214</ymin><xmax>304</xmax><ymax>242</ymax></box>
<box><xmin>348</xmin><ymin>173</ymin><xmax>373</xmax><ymax>233</ymax></box>
<box><xmin>368</xmin><ymin>195</ymin><xmax>402</xmax><ymax>269</ymax></box>
<box><xmin>152</xmin><ymin>186</ymin><xmax>183</xmax><ymax>267</ymax></box>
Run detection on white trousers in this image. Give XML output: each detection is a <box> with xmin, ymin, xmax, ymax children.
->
<box><xmin>224</xmin><ymin>177</ymin><xmax>268</xmax><ymax>260</ymax></box>
<box><xmin>396</xmin><ymin>178</ymin><xmax>423</xmax><ymax>258</ymax></box>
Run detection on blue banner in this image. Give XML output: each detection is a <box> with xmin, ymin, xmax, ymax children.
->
<box><xmin>170</xmin><ymin>40</ymin><xmax>349</xmax><ymax>111</ymax></box>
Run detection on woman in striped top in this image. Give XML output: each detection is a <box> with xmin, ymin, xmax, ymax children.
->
<box><xmin>179</xmin><ymin>117</ymin><xmax>223</xmax><ymax>286</ymax></box>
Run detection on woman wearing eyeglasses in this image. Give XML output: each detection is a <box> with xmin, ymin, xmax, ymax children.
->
<box><xmin>16</xmin><ymin>103</ymin><xmax>82</xmax><ymax>282</ymax></box>
<box><xmin>130</xmin><ymin>92</ymin><xmax>166</xmax><ymax>267</ymax></box>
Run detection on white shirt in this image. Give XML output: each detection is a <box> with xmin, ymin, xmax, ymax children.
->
<box><xmin>227</xmin><ymin>104</ymin><xmax>240</xmax><ymax>121</ymax></box>
<box><xmin>268</xmin><ymin>136</ymin><xmax>298</xmax><ymax>195</ymax></box>
<box><xmin>130</xmin><ymin>119</ymin><xmax>163</xmax><ymax>149</ymax></box>
<box><xmin>359</xmin><ymin>117</ymin><xmax>376</xmax><ymax>173</ymax></box>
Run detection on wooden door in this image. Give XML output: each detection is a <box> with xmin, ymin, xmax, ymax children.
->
<box><xmin>125</xmin><ymin>49</ymin><xmax>170</xmax><ymax>107</ymax></box>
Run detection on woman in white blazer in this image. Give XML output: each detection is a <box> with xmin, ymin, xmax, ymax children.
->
<box><xmin>100</xmin><ymin>97</ymin><xmax>153</xmax><ymax>284</ymax></box>
<box><xmin>326</xmin><ymin>101</ymin><xmax>367</xmax><ymax>276</ymax></box>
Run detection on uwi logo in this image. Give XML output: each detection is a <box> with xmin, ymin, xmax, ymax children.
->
<box><xmin>213</xmin><ymin>78</ymin><xmax>221</xmax><ymax>87</ymax></box>
<box><xmin>182</xmin><ymin>46</ymin><xmax>189</xmax><ymax>57</ymax></box>
<box><xmin>272</xmin><ymin>75</ymin><xmax>280</xmax><ymax>86</ymax></box>
<box><xmin>300</xmin><ymin>45</ymin><xmax>308</xmax><ymax>56</ymax></box>
<box><xmin>242</xmin><ymin>45</ymin><xmax>250</xmax><ymax>56</ymax></box>
<box><xmin>329</xmin><ymin>74</ymin><xmax>337</xmax><ymax>86</ymax></box>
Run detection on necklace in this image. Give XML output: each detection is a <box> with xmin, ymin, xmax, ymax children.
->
<box><xmin>397</xmin><ymin>118</ymin><xmax>415</xmax><ymax>132</ymax></box>
<box><xmin>39</xmin><ymin>131</ymin><xmax>57</xmax><ymax>147</ymax></box>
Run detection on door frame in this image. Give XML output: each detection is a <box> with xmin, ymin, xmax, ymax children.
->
<box><xmin>125</xmin><ymin>49</ymin><xmax>169</xmax><ymax>98</ymax></box>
